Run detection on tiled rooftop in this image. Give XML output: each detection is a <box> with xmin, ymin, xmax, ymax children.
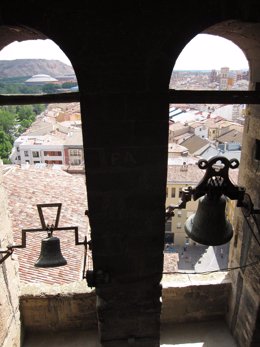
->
<box><xmin>167</xmin><ymin>163</ymin><xmax>239</xmax><ymax>185</ymax></box>
<box><xmin>167</xmin><ymin>164</ymin><xmax>205</xmax><ymax>184</ymax></box>
<box><xmin>3</xmin><ymin>166</ymin><xmax>89</xmax><ymax>285</ymax></box>
<box><xmin>216</xmin><ymin>129</ymin><xmax>243</xmax><ymax>144</ymax></box>
<box><xmin>168</xmin><ymin>143</ymin><xmax>188</xmax><ymax>153</ymax></box>
<box><xmin>180</xmin><ymin>135</ymin><xmax>209</xmax><ymax>154</ymax></box>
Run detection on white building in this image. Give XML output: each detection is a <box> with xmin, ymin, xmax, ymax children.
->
<box><xmin>10</xmin><ymin>135</ymin><xmax>65</xmax><ymax>165</ymax></box>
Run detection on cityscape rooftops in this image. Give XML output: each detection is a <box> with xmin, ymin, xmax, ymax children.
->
<box><xmin>64</xmin><ymin>131</ymin><xmax>83</xmax><ymax>146</ymax></box>
<box><xmin>169</xmin><ymin>122</ymin><xmax>189</xmax><ymax>132</ymax></box>
<box><xmin>180</xmin><ymin>135</ymin><xmax>210</xmax><ymax>155</ymax></box>
<box><xmin>167</xmin><ymin>163</ymin><xmax>204</xmax><ymax>184</ymax></box>
<box><xmin>168</xmin><ymin>143</ymin><xmax>188</xmax><ymax>153</ymax></box>
<box><xmin>216</xmin><ymin>129</ymin><xmax>243</xmax><ymax>144</ymax></box>
<box><xmin>167</xmin><ymin>162</ymin><xmax>239</xmax><ymax>185</ymax></box>
<box><xmin>199</xmin><ymin>146</ymin><xmax>241</xmax><ymax>162</ymax></box>
<box><xmin>15</xmin><ymin>134</ymin><xmax>66</xmax><ymax>147</ymax></box>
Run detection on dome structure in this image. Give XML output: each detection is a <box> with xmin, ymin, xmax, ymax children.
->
<box><xmin>25</xmin><ymin>74</ymin><xmax>58</xmax><ymax>85</ymax></box>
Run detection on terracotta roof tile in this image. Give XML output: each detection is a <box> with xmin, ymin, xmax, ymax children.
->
<box><xmin>3</xmin><ymin>166</ymin><xmax>90</xmax><ymax>285</ymax></box>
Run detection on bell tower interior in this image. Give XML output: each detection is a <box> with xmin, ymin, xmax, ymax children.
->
<box><xmin>0</xmin><ymin>2</ymin><xmax>259</xmax><ymax>347</ymax></box>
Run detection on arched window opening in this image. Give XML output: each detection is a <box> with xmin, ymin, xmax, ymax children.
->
<box><xmin>0</xmin><ymin>34</ymin><xmax>91</xmax><ymax>287</ymax></box>
<box><xmin>164</xmin><ymin>33</ymin><xmax>249</xmax><ymax>275</ymax></box>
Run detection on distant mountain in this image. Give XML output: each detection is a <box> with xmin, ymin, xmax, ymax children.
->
<box><xmin>0</xmin><ymin>59</ymin><xmax>75</xmax><ymax>79</ymax></box>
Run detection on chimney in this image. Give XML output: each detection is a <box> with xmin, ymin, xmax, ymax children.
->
<box><xmin>180</xmin><ymin>161</ymin><xmax>188</xmax><ymax>171</ymax></box>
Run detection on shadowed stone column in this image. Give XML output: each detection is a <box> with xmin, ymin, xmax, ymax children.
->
<box><xmin>82</xmin><ymin>93</ymin><xmax>169</xmax><ymax>346</ymax></box>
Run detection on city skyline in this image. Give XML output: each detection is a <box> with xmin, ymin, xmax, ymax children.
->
<box><xmin>0</xmin><ymin>34</ymin><xmax>249</xmax><ymax>71</ymax></box>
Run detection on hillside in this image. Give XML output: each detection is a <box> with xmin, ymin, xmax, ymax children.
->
<box><xmin>0</xmin><ymin>59</ymin><xmax>74</xmax><ymax>79</ymax></box>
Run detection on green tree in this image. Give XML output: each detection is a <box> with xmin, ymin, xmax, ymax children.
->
<box><xmin>0</xmin><ymin>130</ymin><xmax>13</xmax><ymax>160</ymax></box>
<box><xmin>0</xmin><ymin>109</ymin><xmax>16</xmax><ymax>134</ymax></box>
<box><xmin>16</xmin><ymin>105</ymin><xmax>34</xmax><ymax>121</ymax></box>
<box><xmin>32</xmin><ymin>104</ymin><xmax>45</xmax><ymax>115</ymax></box>
<box><xmin>42</xmin><ymin>84</ymin><xmax>60</xmax><ymax>94</ymax></box>
<box><xmin>62</xmin><ymin>82</ymin><xmax>78</xmax><ymax>89</ymax></box>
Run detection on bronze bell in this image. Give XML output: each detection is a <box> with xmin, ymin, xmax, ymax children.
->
<box><xmin>184</xmin><ymin>194</ymin><xmax>233</xmax><ymax>246</ymax></box>
<box><xmin>35</xmin><ymin>236</ymin><xmax>67</xmax><ymax>267</ymax></box>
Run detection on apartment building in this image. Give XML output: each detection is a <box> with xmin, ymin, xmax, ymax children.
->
<box><xmin>64</xmin><ymin>131</ymin><xmax>84</xmax><ymax>165</ymax></box>
<box><xmin>166</xmin><ymin>163</ymin><xmax>204</xmax><ymax>246</ymax></box>
<box><xmin>10</xmin><ymin>130</ymin><xmax>84</xmax><ymax>166</ymax></box>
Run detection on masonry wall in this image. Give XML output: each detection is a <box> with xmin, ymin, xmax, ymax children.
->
<box><xmin>20</xmin><ymin>282</ymin><xmax>97</xmax><ymax>332</ymax></box>
<box><xmin>20</xmin><ymin>275</ymin><xmax>231</xmax><ymax>333</ymax></box>
<box><xmin>227</xmin><ymin>105</ymin><xmax>260</xmax><ymax>347</ymax></box>
<box><xmin>0</xmin><ymin>165</ymin><xmax>21</xmax><ymax>347</ymax></box>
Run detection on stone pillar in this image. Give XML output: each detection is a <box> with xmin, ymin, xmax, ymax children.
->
<box><xmin>0</xmin><ymin>164</ymin><xmax>21</xmax><ymax>347</ymax></box>
<box><xmin>227</xmin><ymin>105</ymin><xmax>260</xmax><ymax>347</ymax></box>
<box><xmin>82</xmin><ymin>93</ymin><xmax>169</xmax><ymax>346</ymax></box>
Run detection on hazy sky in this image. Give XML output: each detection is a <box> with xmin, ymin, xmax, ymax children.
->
<box><xmin>174</xmin><ymin>34</ymin><xmax>249</xmax><ymax>70</ymax></box>
<box><xmin>0</xmin><ymin>39</ymin><xmax>72</xmax><ymax>66</ymax></box>
<box><xmin>0</xmin><ymin>34</ymin><xmax>249</xmax><ymax>70</ymax></box>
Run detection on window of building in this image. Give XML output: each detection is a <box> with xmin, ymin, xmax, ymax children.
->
<box><xmin>45</xmin><ymin>160</ymin><xmax>63</xmax><ymax>165</ymax></box>
<box><xmin>185</xmin><ymin>237</ymin><xmax>190</xmax><ymax>245</ymax></box>
<box><xmin>171</xmin><ymin>187</ymin><xmax>176</xmax><ymax>198</ymax></box>
<box><xmin>70</xmin><ymin>149</ymin><xmax>82</xmax><ymax>156</ymax></box>
<box><xmin>70</xmin><ymin>159</ymin><xmax>81</xmax><ymax>165</ymax></box>
<box><xmin>32</xmin><ymin>151</ymin><xmax>40</xmax><ymax>158</ymax></box>
<box><xmin>24</xmin><ymin>151</ymin><xmax>29</xmax><ymax>157</ymax></box>
<box><xmin>44</xmin><ymin>151</ymin><xmax>62</xmax><ymax>156</ymax></box>
<box><xmin>165</xmin><ymin>220</ymin><xmax>172</xmax><ymax>232</ymax></box>
<box><xmin>165</xmin><ymin>232</ymin><xmax>174</xmax><ymax>244</ymax></box>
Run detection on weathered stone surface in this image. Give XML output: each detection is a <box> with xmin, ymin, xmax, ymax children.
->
<box><xmin>20</xmin><ymin>282</ymin><xmax>97</xmax><ymax>331</ymax></box>
<box><xmin>0</xmin><ymin>166</ymin><xmax>21</xmax><ymax>347</ymax></box>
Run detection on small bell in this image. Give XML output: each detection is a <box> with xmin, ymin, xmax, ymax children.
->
<box><xmin>184</xmin><ymin>194</ymin><xmax>233</xmax><ymax>246</ymax></box>
<box><xmin>35</xmin><ymin>235</ymin><xmax>67</xmax><ymax>268</ymax></box>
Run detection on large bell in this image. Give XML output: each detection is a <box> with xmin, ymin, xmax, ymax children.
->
<box><xmin>35</xmin><ymin>236</ymin><xmax>67</xmax><ymax>267</ymax></box>
<box><xmin>184</xmin><ymin>194</ymin><xmax>233</xmax><ymax>246</ymax></box>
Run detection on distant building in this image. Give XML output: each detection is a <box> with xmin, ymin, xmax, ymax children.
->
<box><xmin>180</xmin><ymin>135</ymin><xmax>210</xmax><ymax>156</ymax></box>
<box><xmin>10</xmin><ymin>135</ymin><xmax>65</xmax><ymax>165</ymax></box>
<box><xmin>64</xmin><ymin>131</ymin><xmax>84</xmax><ymax>166</ymax></box>
<box><xmin>209</xmin><ymin>69</ymin><xmax>217</xmax><ymax>83</ymax></box>
<box><xmin>25</xmin><ymin>74</ymin><xmax>58</xmax><ymax>85</ymax></box>
<box><xmin>168</xmin><ymin>122</ymin><xmax>190</xmax><ymax>143</ymax></box>
<box><xmin>168</xmin><ymin>143</ymin><xmax>188</xmax><ymax>157</ymax></box>
<box><xmin>219</xmin><ymin>67</ymin><xmax>229</xmax><ymax>90</ymax></box>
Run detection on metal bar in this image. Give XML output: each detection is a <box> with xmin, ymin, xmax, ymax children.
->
<box><xmin>37</xmin><ymin>203</ymin><xmax>62</xmax><ymax>229</ymax></box>
<box><xmin>0</xmin><ymin>92</ymin><xmax>80</xmax><ymax>105</ymax></box>
<box><xmin>168</xmin><ymin>90</ymin><xmax>260</xmax><ymax>104</ymax></box>
<box><xmin>1</xmin><ymin>90</ymin><xmax>260</xmax><ymax>106</ymax></box>
<box><xmin>55</xmin><ymin>226</ymin><xmax>78</xmax><ymax>232</ymax></box>
<box><xmin>0</xmin><ymin>250</ymin><xmax>13</xmax><ymax>264</ymax></box>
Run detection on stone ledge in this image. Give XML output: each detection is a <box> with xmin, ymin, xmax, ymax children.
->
<box><xmin>20</xmin><ymin>274</ymin><xmax>232</xmax><ymax>332</ymax></box>
<box><xmin>162</xmin><ymin>271</ymin><xmax>230</xmax><ymax>288</ymax></box>
<box><xmin>20</xmin><ymin>280</ymin><xmax>94</xmax><ymax>297</ymax></box>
